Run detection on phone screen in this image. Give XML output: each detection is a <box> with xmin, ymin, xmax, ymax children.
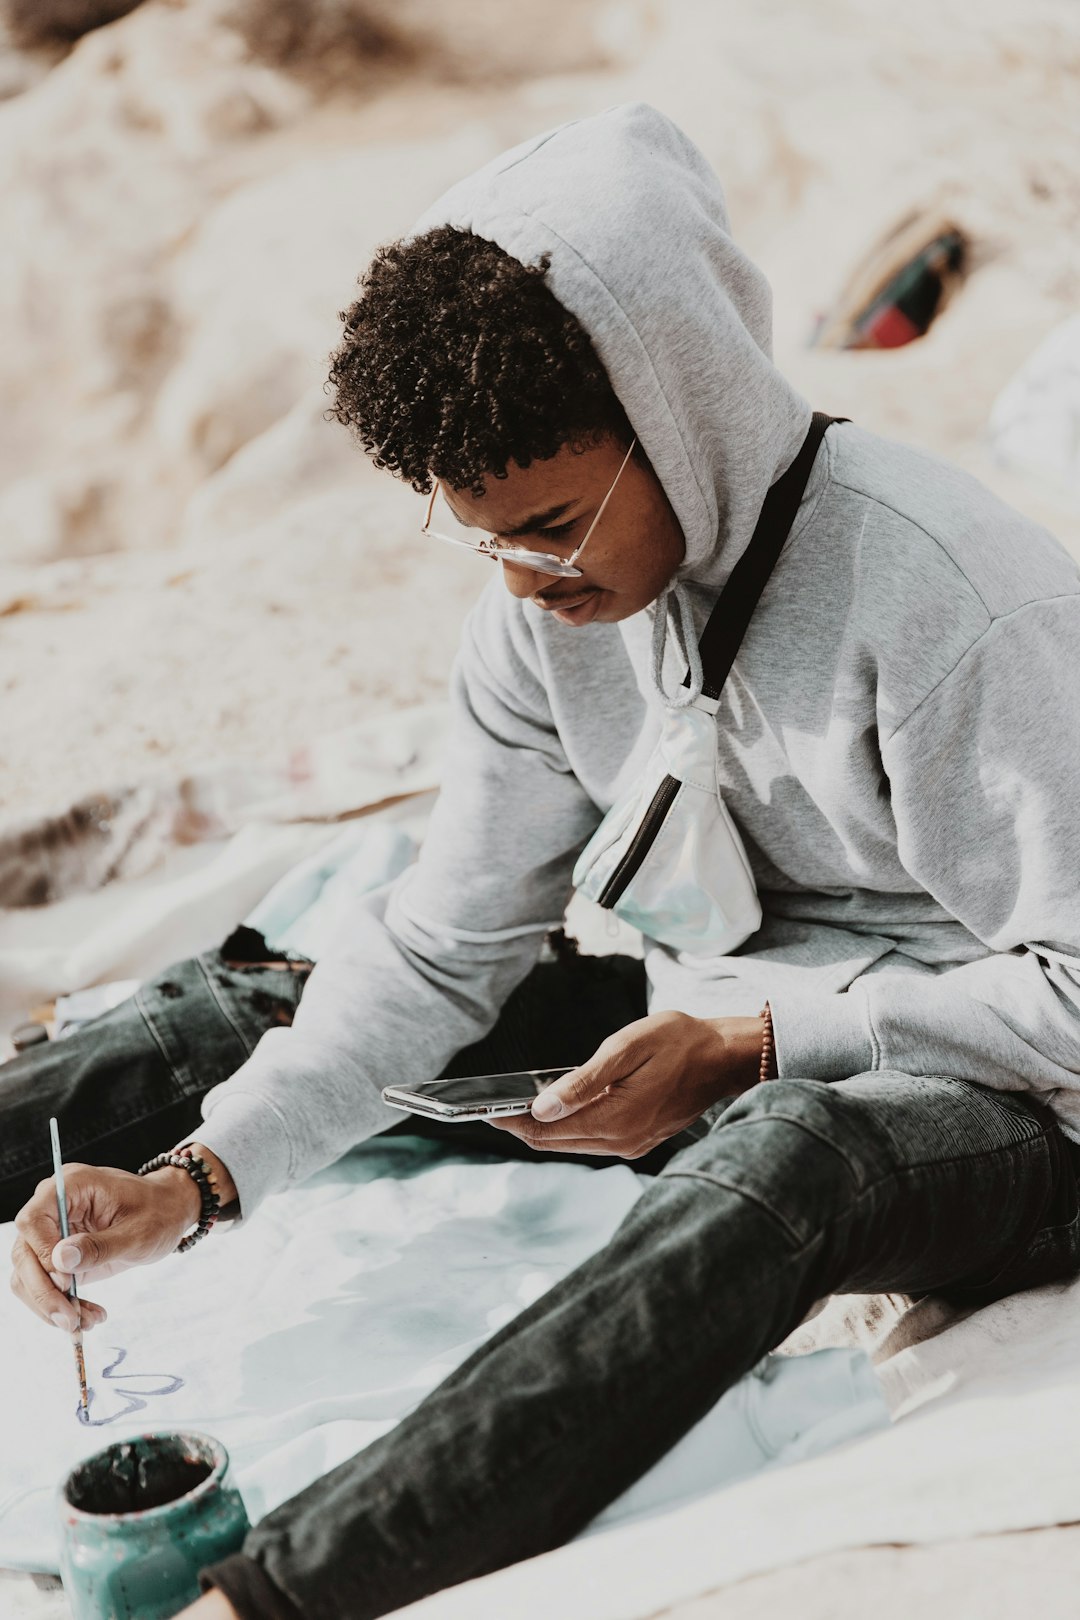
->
<box><xmin>383</xmin><ymin>1068</ymin><xmax>573</xmax><ymax>1116</ymax></box>
<box><xmin>409</xmin><ymin>1069</ymin><xmax>571</xmax><ymax>1106</ymax></box>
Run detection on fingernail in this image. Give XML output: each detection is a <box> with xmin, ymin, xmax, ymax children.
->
<box><xmin>51</xmin><ymin>1311</ymin><xmax>74</xmax><ymax>1331</ymax></box>
<box><xmin>533</xmin><ymin>1093</ymin><xmax>564</xmax><ymax>1121</ymax></box>
<box><xmin>56</xmin><ymin>1242</ymin><xmax>81</xmax><ymax>1270</ymax></box>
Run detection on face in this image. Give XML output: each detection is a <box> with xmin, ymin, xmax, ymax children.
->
<box><xmin>439</xmin><ymin>437</ymin><xmax>685</xmax><ymax>627</ymax></box>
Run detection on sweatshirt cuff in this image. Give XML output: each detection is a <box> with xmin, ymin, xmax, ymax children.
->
<box><xmin>195</xmin><ymin>1089</ymin><xmax>294</xmax><ymax>1218</ymax></box>
<box><xmin>768</xmin><ymin>989</ymin><xmax>876</xmax><ymax>1081</ymax></box>
<box><xmin>202</xmin><ymin>1553</ymin><xmax>304</xmax><ymax>1620</ymax></box>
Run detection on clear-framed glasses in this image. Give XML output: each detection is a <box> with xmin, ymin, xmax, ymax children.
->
<box><xmin>421</xmin><ymin>438</ymin><xmax>638</xmax><ymax>579</ymax></box>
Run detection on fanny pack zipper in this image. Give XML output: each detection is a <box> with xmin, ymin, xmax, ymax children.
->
<box><xmin>597</xmin><ymin>774</ymin><xmax>680</xmax><ymax>908</ymax></box>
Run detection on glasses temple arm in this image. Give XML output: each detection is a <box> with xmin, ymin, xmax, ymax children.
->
<box><xmin>422</xmin><ymin>483</ymin><xmax>439</xmax><ymax>533</ymax></box>
<box><xmin>569</xmin><ymin>436</ymin><xmax>638</xmax><ymax>562</ymax></box>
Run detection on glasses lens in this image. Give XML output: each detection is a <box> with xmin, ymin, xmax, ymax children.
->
<box><xmin>425</xmin><ymin>492</ymin><xmax>582</xmax><ymax>576</ymax></box>
<box><xmin>491</xmin><ymin>543</ymin><xmax>582</xmax><ymax>578</ymax></box>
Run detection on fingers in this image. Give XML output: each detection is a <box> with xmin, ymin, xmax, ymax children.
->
<box><xmin>10</xmin><ymin>1234</ymin><xmax>74</xmax><ymax>1327</ymax></box>
<box><xmin>12</xmin><ymin>1160</ymin><xmax>186</xmax><ymax>1331</ymax></box>
<box><xmin>15</xmin><ymin>1168</ymin><xmax>117</xmax><ymax>1280</ymax></box>
<box><xmin>486</xmin><ymin>1116</ymin><xmax>619</xmax><ymax>1155</ymax></box>
<box><xmin>9</xmin><ymin>1234</ymin><xmax>108</xmax><ymax>1331</ymax></box>
<box><xmin>532</xmin><ymin>1024</ymin><xmax>652</xmax><ymax>1121</ymax></box>
<box><xmin>13</xmin><ymin>1182</ymin><xmax>67</xmax><ymax>1324</ymax></box>
<box><xmin>488</xmin><ymin>1110</ymin><xmax>597</xmax><ymax>1142</ymax></box>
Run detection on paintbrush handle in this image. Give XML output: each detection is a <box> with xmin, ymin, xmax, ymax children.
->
<box><xmin>49</xmin><ymin>1117</ymin><xmax>89</xmax><ymax>1414</ymax></box>
<box><xmin>49</xmin><ymin>1116</ymin><xmax>80</xmax><ymax>1306</ymax></box>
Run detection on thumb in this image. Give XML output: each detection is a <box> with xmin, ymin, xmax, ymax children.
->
<box><xmin>532</xmin><ymin>1047</ymin><xmax>623</xmax><ymax>1122</ymax></box>
<box><xmin>52</xmin><ymin>1226</ymin><xmax>136</xmax><ymax>1275</ymax></box>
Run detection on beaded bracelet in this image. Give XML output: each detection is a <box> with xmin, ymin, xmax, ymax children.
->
<box><xmin>137</xmin><ymin>1149</ymin><xmax>221</xmax><ymax>1252</ymax></box>
<box><xmin>758</xmin><ymin>1002</ymin><xmax>777</xmax><ymax>1084</ymax></box>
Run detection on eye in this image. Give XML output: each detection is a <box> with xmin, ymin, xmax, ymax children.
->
<box><xmin>536</xmin><ymin>521</ymin><xmax>577</xmax><ymax>542</ymax></box>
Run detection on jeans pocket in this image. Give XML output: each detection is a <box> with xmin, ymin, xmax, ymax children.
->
<box><xmin>137</xmin><ymin>953</ymin><xmax>305</xmax><ymax>1101</ymax></box>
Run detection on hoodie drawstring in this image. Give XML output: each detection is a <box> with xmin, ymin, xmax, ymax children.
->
<box><xmin>650</xmin><ymin>581</ymin><xmax>704</xmax><ymax>708</ymax></box>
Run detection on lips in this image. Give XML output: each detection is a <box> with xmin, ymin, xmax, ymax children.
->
<box><xmin>536</xmin><ymin>587</ymin><xmax>602</xmax><ymax>626</ymax></box>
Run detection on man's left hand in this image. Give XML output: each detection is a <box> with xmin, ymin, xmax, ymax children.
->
<box><xmin>487</xmin><ymin>1010</ymin><xmax>764</xmax><ymax>1158</ymax></box>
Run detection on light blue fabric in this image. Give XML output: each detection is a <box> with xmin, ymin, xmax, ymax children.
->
<box><xmin>245</xmin><ymin>824</ymin><xmax>417</xmax><ymax>961</ymax></box>
<box><xmin>0</xmin><ymin>1131</ymin><xmax>888</xmax><ymax>1574</ymax></box>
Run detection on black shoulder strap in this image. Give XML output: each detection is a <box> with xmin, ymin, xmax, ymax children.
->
<box><xmin>688</xmin><ymin>412</ymin><xmax>847</xmax><ymax>702</ymax></box>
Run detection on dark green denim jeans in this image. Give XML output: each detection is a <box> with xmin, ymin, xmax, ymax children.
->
<box><xmin>206</xmin><ymin>1068</ymin><xmax>1080</xmax><ymax>1620</ymax></box>
<box><xmin>0</xmin><ymin>930</ymin><xmax>313</xmax><ymax>1221</ymax></box>
<box><xmin>0</xmin><ymin>930</ymin><xmax>666</xmax><ymax>1220</ymax></box>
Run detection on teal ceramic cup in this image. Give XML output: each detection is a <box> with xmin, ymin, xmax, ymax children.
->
<box><xmin>57</xmin><ymin>1430</ymin><xmax>250</xmax><ymax>1620</ymax></box>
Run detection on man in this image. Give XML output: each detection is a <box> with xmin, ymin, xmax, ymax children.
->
<box><xmin>11</xmin><ymin>103</ymin><xmax>1080</xmax><ymax>1619</ymax></box>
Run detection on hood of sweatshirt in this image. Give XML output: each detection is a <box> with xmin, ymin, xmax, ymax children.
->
<box><xmin>412</xmin><ymin>101</ymin><xmax>812</xmax><ymax>595</ymax></box>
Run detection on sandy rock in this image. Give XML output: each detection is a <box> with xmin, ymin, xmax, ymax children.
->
<box><xmin>224</xmin><ymin>0</ymin><xmax>413</xmax><ymax>89</ymax></box>
<box><xmin>0</xmin><ymin>0</ymin><xmax>145</xmax><ymax>51</ymax></box>
<box><xmin>0</xmin><ymin>472</ymin><xmax>109</xmax><ymax>563</ymax></box>
<box><xmin>0</xmin><ymin>478</ymin><xmax>66</xmax><ymax>564</ymax></box>
<box><xmin>0</xmin><ymin>19</ymin><xmax>64</xmax><ymax>100</ymax></box>
<box><xmin>179</xmin><ymin>385</ymin><xmax>364</xmax><ymax>545</ymax></box>
<box><xmin>153</xmin><ymin>127</ymin><xmax>497</xmax><ymax>474</ymax></box>
<box><xmin>4</xmin><ymin>0</ymin><xmax>1080</xmax><ymax>821</ymax></box>
<box><xmin>0</xmin><ymin>0</ymin><xmax>314</xmax><ymax>553</ymax></box>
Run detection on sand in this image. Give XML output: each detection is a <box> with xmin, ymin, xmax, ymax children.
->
<box><xmin>2</xmin><ymin>0</ymin><xmax>1079</xmax><ymax>831</ymax></box>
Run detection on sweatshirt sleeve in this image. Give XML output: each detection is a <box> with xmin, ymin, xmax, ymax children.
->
<box><xmin>195</xmin><ymin>585</ymin><xmax>601</xmax><ymax>1215</ymax></box>
<box><xmin>769</xmin><ymin>595</ymin><xmax>1080</xmax><ymax>1120</ymax></box>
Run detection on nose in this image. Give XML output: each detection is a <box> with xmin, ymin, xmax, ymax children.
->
<box><xmin>499</xmin><ymin>558</ymin><xmax>559</xmax><ymax>599</ymax></box>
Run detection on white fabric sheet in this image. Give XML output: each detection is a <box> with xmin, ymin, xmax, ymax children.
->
<box><xmin>4</xmin><ymin>804</ymin><xmax>1080</xmax><ymax>1618</ymax></box>
<box><xmin>0</xmin><ymin>1138</ymin><xmax>887</xmax><ymax>1575</ymax></box>
<box><xmin>390</xmin><ymin>1276</ymin><xmax>1080</xmax><ymax>1620</ymax></box>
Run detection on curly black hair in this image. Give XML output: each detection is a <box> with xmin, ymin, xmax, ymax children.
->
<box><xmin>327</xmin><ymin>226</ymin><xmax>632</xmax><ymax>496</ymax></box>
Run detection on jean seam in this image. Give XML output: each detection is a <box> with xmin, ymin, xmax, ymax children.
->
<box><xmin>801</xmin><ymin>1126</ymin><xmax>1056</xmax><ymax>1276</ymax></box>
<box><xmin>669</xmin><ymin>1116</ymin><xmax>1055</xmax><ymax>1263</ymax></box>
<box><xmin>865</xmin><ymin>991</ymin><xmax>882</xmax><ymax>1070</ymax></box>
<box><xmin>664</xmin><ymin>1168</ymin><xmax>810</xmax><ymax>1249</ymax></box>
<box><xmin>703</xmin><ymin>1112</ymin><xmax>868</xmax><ymax>1187</ymax></box>
<box><xmin>136</xmin><ymin>988</ymin><xmax>192</xmax><ymax>1104</ymax></box>
<box><xmin>196</xmin><ymin>954</ymin><xmax>259</xmax><ymax>1061</ymax></box>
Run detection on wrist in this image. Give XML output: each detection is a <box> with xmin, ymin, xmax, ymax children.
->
<box><xmin>704</xmin><ymin>1015</ymin><xmax>766</xmax><ymax>1096</ymax></box>
<box><xmin>181</xmin><ymin>1143</ymin><xmax>238</xmax><ymax>1212</ymax></box>
<box><xmin>146</xmin><ymin>1165</ymin><xmax>203</xmax><ymax>1235</ymax></box>
<box><xmin>141</xmin><ymin>1144</ymin><xmax>238</xmax><ymax>1251</ymax></box>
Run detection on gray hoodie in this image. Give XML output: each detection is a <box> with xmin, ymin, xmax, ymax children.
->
<box><xmin>198</xmin><ymin>103</ymin><xmax>1080</xmax><ymax>1215</ymax></box>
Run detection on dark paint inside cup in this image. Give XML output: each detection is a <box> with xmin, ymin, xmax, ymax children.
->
<box><xmin>65</xmin><ymin>1434</ymin><xmax>216</xmax><ymax>1516</ymax></box>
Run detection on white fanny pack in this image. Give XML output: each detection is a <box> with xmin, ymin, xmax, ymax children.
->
<box><xmin>573</xmin><ymin>413</ymin><xmax>840</xmax><ymax>955</ymax></box>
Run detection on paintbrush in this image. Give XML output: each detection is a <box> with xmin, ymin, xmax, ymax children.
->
<box><xmin>49</xmin><ymin>1117</ymin><xmax>89</xmax><ymax>1421</ymax></box>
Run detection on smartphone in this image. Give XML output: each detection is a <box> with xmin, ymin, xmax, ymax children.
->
<box><xmin>381</xmin><ymin>1067</ymin><xmax>575</xmax><ymax>1121</ymax></box>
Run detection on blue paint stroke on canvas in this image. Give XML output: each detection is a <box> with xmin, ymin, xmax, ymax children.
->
<box><xmin>76</xmin><ymin>1345</ymin><xmax>184</xmax><ymax>1427</ymax></box>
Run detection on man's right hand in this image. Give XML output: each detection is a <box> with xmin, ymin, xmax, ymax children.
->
<box><xmin>10</xmin><ymin>1163</ymin><xmax>201</xmax><ymax>1332</ymax></box>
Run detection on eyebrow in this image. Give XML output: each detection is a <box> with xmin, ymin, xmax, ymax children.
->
<box><xmin>443</xmin><ymin>495</ymin><xmax>582</xmax><ymax>539</ymax></box>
